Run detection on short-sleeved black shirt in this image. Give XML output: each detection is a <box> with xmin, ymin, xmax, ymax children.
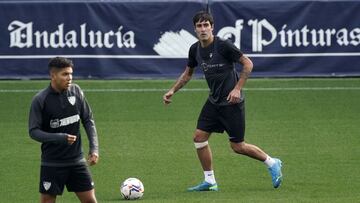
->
<box><xmin>187</xmin><ymin>37</ymin><xmax>244</xmax><ymax>105</ymax></box>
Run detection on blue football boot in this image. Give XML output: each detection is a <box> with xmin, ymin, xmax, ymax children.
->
<box><xmin>187</xmin><ymin>181</ymin><xmax>218</xmax><ymax>191</ymax></box>
<box><xmin>268</xmin><ymin>158</ymin><xmax>283</xmax><ymax>188</ymax></box>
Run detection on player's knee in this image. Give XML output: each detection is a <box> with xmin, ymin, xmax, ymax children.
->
<box><xmin>193</xmin><ymin>135</ymin><xmax>204</xmax><ymax>143</ymax></box>
<box><xmin>230</xmin><ymin>142</ymin><xmax>246</xmax><ymax>154</ymax></box>
<box><xmin>194</xmin><ymin>140</ymin><xmax>208</xmax><ymax>149</ymax></box>
<box><xmin>193</xmin><ymin>129</ymin><xmax>210</xmax><ymax>149</ymax></box>
<box><xmin>41</xmin><ymin>194</ymin><xmax>56</xmax><ymax>203</ymax></box>
<box><xmin>76</xmin><ymin>190</ymin><xmax>97</xmax><ymax>203</ymax></box>
<box><xmin>80</xmin><ymin>198</ymin><xmax>97</xmax><ymax>203</ymax></box>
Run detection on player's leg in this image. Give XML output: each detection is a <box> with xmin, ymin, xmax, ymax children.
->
<box><xmin>41</xmin><ymin>194</ymin><xmax>56</xmax><ymax>203</ymax></box>
<box><xmin>222</xmin><ymin>101</ymin><xmax>283</xmax><ymax>188</ymax></box>
<box><xmin>193</xmin><ymin>100</ymin><xmax>221</xmax><ymax>172</ymax></box>
<box><xmin>188</xmin><ymin>100</ymin><xmax>220</xmax><ymax>191</ymax></box>
<box><xmin>75</xmin><ymin>189</ymin><xmax>97</xmax><ymax>203</ymax></box>
<box><xmin>225</xmin><ymin>103</ymin><xmax>272</xmax><ymax>167</ymax></box>
<box><xmin>188</xmin><ymin>129</ymin><xmax>218</xmax><ymax>191</ymax></box>
<box><xmin>221</xmin><ymin>101</ymin><xmax>265</xmax><ymax>158</ymax></box>
<box><xmin>67</xmin><ymin>165</ymin><xmax>97</xmax><ymax>202</ymax></box>
<box><xmin>194</xmin><ymin>129</ymin><xmax>212</xmax><ymax>171</ymax></box>
<box><xmin>39</xmin><ymin>166</ymin><xmax>66</xmax><ymax>203</ymax></box>
<box><xmin>230</xmin><ymin>141</ymin><xmax>282</xmax><ymax>188</ymax></box>
<box><xmin>230</xmin><ymin>141</ymin><xmax>267</xmax><ymax>160</ymax></box>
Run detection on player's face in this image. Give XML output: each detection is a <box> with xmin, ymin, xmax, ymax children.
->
<box><xmin>51</xmin><ymin>67</ymin><xmax>73</xmax><ymax>92</ymax></box>
<box><xmin>195</xmin><ymin>20</ymin><xmax>213</xmax><ymax>42</ymax></box>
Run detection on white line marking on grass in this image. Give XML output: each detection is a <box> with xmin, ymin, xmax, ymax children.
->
<box><xmin>243</xmin><ymin>87</ymin><xmax>360</xmax><ymax>91</ymax></box>
<box><xmin>0</xmin><ymin>89</ymin><xmax>40</xmax><ymax>93</ymax></box>
<box><xmin>1</xmin><ymin>87</ymin><xmax>360</xmax><ymax>93</ymax></box>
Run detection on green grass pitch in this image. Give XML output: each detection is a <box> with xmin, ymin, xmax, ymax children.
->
<box><xmin>0</xmin><ymin>78</ymin><xmax>359</xmax><ymax>202</ymax></box>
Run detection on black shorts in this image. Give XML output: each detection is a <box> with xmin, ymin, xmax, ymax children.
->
<box><xmin>197</xmin><ymin>99</ymin><xmax>245</xmax><ymax>143</ymax></box>
<box><xmin>39</xmin><ymin>164</ymin><xmax>94</xmax><ymax>195</ymax></box>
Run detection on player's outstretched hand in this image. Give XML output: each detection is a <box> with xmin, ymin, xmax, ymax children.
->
<box><xmin>163</xmin><ymin>90</ymin><xmax>174</xmax><ymax>105</ymax></box>
<box><xmin>88</xmin><ymin>153</ymin><xmax>99</xmax><ymax>166</ymax></box>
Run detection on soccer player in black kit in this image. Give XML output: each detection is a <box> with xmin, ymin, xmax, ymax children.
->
<box><xmin>29</xmin><ymin>57</ymin><xmax>99</xmax><ymax>203</ymax></box>
<box><xmin>163</xmin><ymin>11</ymin><xmax>283</xmax><ymax>191</ymax></box>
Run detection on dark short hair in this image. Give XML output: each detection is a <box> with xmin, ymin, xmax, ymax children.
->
<box><xmin>48</xmin><ymin>57</ymin><xmax>74</xmax><ymax>71</ymax></box>
<box><xmin>193</xmin><ymin>11</ymin><xmax>214</xmax><ymax>26</ymax></box>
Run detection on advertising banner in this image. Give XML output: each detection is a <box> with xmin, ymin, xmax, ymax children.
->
<box><xmin>0</xmin><ymin>0</ymin><xmax>206</xmax><ymax>78</ymax></box>
<box><xmin>0</xmin><ymin>0</ymin><xmax>359</xmax><ymax>78</ymax></box>
<box><xmin>210</xmin><ymin>0</ymin><xmax>360</xmax><ymax>77</ymax></box>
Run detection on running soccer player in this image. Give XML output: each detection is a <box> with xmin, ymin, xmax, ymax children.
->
<box><xmin>29</xmin><ymin>57</ymin><xmax>99</xmax><ymax>203</ymax></box>
<box><xmin>163</xmin><ymin>11</ymin><xmax>283</xmax><ymax>191</ymax></box>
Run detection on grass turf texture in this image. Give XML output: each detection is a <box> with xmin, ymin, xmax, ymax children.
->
<box><xmin>0</xmin><ymin>78</ymin><xmax>359</xmax><ymax>202</ymax></box>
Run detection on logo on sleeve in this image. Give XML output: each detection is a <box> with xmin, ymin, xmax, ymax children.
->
<box><xmin>68</xmin><ymin>96</ymin><xmax>76</xmax><ymax>105</ymax></box>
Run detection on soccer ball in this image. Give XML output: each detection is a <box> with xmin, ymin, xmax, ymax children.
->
<box><xmin>120</xmin><ymin>177</ymin><xmax>144</xmax><ymax>200</ymax></box>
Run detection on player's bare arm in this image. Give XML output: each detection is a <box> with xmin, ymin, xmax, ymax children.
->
<box><xmin>227</xmin><ymin>55</ymin><xmax>253</xmax><ymax>104</ymax></box>
<box><xmin>163</xmin><ymin>66</ymin><xmax>194</xmax><ymax>105</ymax></box>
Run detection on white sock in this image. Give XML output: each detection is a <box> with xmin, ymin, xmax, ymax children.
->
<box><xmin>264</xmin><ymin>156</ymin><xmax>276</xmax><ymax>168</ymax></box>
<box><xmin>204</xmin><ymin>170</ymin><xmax>216</xmax><ymax>184</ymax></box>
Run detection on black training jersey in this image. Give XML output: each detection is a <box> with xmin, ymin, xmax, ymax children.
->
<box><xmin>187</xmin><ymin>37</ymin><xmax>244</xmax><ymax>106</ymax></box>
<box><xmin>29</xmin><ymin>84</ymin><xmax>98</xmax><ymax>166</ymax></box>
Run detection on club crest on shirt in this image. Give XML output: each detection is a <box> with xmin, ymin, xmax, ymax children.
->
<box><xmin>68</xmin><ymin>96</ymin><xmax>76</xmax><ymax>105</ymax></box>
<box><xmin>43</xmin><ymin>181</ymin><xmax>51</xmax><ymax>191</ymax></box>
<box><xmin>209</xmin><ymin>53</ymin><xmax>213</xmax><ymax>58</ymax></box>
